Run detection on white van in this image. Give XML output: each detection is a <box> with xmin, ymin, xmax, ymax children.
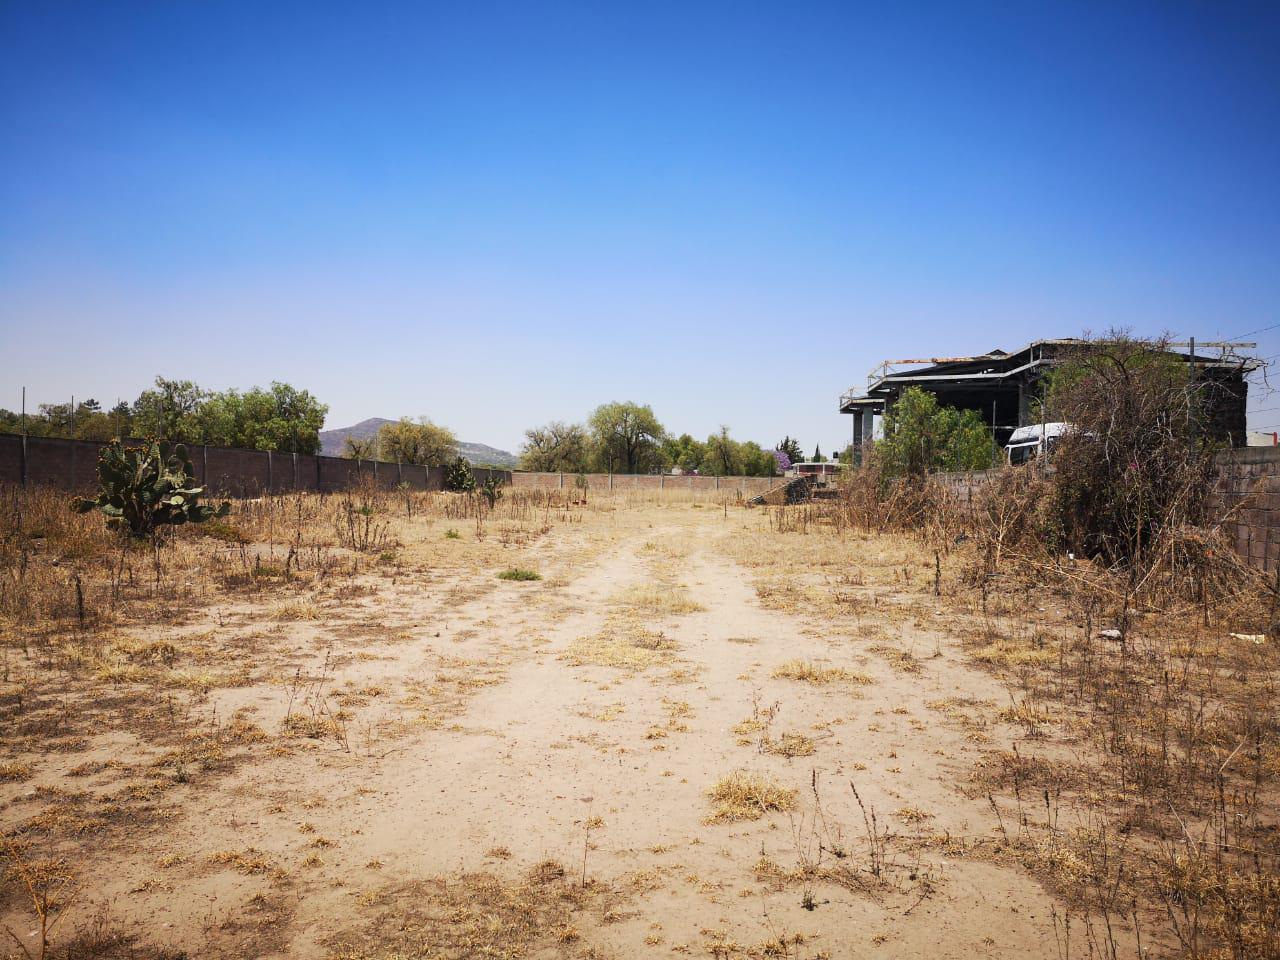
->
<box><xmin>1005</xmin><ymin>423</ymin><xmax>1072</xmax><ymax>465</ymax></box>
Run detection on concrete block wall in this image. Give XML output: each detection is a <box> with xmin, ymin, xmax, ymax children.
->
<box><xmin>1215</xmin><ymin>446</ymin><xmax>1280</xmax><ymax>570</ymax></box>
<box><xmin>932</xmin><ymin>468</ymin><xmax>998</xmax><ymax>505</ymax></box>
<box><xmin>0</xmin><ymin>432</ymin><xmax>510</xmax><ymax>499</ymax></box>
<box><xmin>935</xmin><ymin>448</ymin><xmax>1280</xmax><ymax>571</ymax></box>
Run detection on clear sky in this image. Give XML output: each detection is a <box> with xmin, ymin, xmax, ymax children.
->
<box><xmin>3</xmin><ymin>1</ymin><xmax>1279</xmax><ymax>452</ymax></box>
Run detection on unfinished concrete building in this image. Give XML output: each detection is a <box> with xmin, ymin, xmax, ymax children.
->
<box><xmin>839</xmin><ymin>338</ymin><xmax>1256</xmax><ymax>451</ymax></box>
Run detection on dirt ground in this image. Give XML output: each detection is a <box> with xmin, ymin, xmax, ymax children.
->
<box><xmin>2</xmin><ymin>492</ymin><xmax>1144</xmax><ymax>958</ymax></box>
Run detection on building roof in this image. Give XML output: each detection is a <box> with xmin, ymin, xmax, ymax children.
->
<box><xmin>840</xmin><ymin>337</ymin><xmax>1259</xmax><ymax>414</ymax></box>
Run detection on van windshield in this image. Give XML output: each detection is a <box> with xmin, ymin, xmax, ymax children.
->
<box><xmin>1007</xmin><ymin>442</ymin><xmax>1039</xmax><ymax>466</ymax></box>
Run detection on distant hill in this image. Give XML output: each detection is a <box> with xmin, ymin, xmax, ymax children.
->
<box><xmin>318</xmin><ymin>418</ymin><xmax>518</xmax><ymax>468</ymax></box>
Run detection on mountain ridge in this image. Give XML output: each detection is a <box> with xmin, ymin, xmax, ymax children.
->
<box><xmin>318</xmin><ymin>418</ymin><xmax>518</xmax><ymax>468</ymax></box>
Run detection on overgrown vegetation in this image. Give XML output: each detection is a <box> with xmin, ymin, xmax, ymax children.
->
<box><xmin>876</xmin><ymin>386</ymin><xmax>997</xmax><ymax>477</ymax></box>
<box><xmin>816</xmin><ymin>334</ymin><xmax>1278</xmax><ymax>959</ymax></box>
<box><xmin>1044</xmin><ymin>335</ymin><xmax>1221</xmax><ymax>564</ymax></box>
<box><xmin>71</xmin><ymin>439</ymin><xmax>229</xmax><ymax>538</ymax></box>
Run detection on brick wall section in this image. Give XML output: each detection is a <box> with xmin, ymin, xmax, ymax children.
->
<box><xmin>0</xmin><ymin>434</ymin><xmax>21</xmax><ymax>486</ymax></box>
<box><xmin>934</xmin><ymin>447</ymin><xmax>1280</xmax><ymax>571</ymax></box>
<box><xmin>509</xmin><ymin>471</ymin><xmax>778</xmax><ymax>495</ymax></box>
<box><xmin>0</xmin><ymin>432</ymin><xmax>510</xmax><ymax>498</ymax></box>
<box><xmin>932</xmin><ymin>468</ymin><xmax>998</xmax><ymax>505</ymax></box>
<box><xmin>1215</xmin><ymin>446</ymin><xmax>1280</xmax><ymax>571</ymax></box>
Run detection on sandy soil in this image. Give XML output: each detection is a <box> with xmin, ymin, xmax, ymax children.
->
<box><xmin>2</xmin><ymin>498</ymin><xmax>1109</xmax><ymax>959</ymax></box>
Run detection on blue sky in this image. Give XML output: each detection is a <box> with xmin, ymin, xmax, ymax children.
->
<box><xmin>2</xmin><ymin>1</ymin><xmax>1279</xmax><ymax>452</ymax></box>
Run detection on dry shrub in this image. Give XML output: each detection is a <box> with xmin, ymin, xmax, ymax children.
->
<box><xmin>1047</xmin><ymin>335</ymin><xmax>1228</xmax><ymax>566</ymax></box>
<box><xmin>961</xmin><ymin>338</ymin><xmax>1268</xmax><ymax>615</ymax></box>
<box><xmin>826</xmin><ymin>462</ymin><xmax>966</xmax><ymax>548</ymax></box>
<box><xmin>333</xmin><ymin>481</ymin><xmax>393</xmax><ymax>553</ymax></box>
<box><xmin>772</xmin><ymin>659</ymin><xmax>872</xmax><ymax>685</ymax></box>
<box><xmin>706</xmin><ymin>770</ymin><xmax>797</xmax><ymax>822</ymax></box>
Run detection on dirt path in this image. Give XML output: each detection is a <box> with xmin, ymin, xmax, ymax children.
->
<box><xmin>6</xmin><ymin>505</ymin><xmax>1084</xmax><ymax>959</ymax></box>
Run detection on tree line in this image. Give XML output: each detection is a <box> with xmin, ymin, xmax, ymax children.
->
<box><xmin>518</xmin><ymin>402</ymin><xmax>823</xmax><ymax>477</ymax></box>
<box><xmin>0</xmin><ymin>377</ymin><xmax>328</xmax><ymax>455</ymax></box>
<box><xmin>3</xmin><ymin>383</ymin><xmax>830</xmax><ymax>478</ymax></box>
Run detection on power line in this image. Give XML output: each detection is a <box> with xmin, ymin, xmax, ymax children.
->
<box><xmin>1226</xmin><ymin>321</ymin><xmax>1280</xmax><ymax>341</ymax></box>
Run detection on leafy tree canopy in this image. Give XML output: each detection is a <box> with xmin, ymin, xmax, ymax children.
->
<box><xmin>376</xmin><ymin>417</ymin><xmax>457</xmax><ymax>466</ymax></box>
<box><xmin>519</xmin><ymin>420</ymin><xmax>591</xmax><ymax>472</ymax></box>
<box><xmin>876</xmin><ymin>386</ymin><xmax>997</xmax><ymax>477</ymax></box>
<box><xmin>588</xmin><ymin>401</ymin><xmax>666</xmax><ymax>474</ymax></box>
<box><xmin>1</xmin><ymin>377</ymin><xmax>328</xmax><ymax>454</ymax></box>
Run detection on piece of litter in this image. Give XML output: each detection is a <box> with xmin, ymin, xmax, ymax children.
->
<box><xmin>1098</xmin><ymin>629</ymin><xmax>1122</xmax><ymax>640</ymax></box>
<box><xmin>1229</xmin><ymin>633</ymin><xmax>1266</xmax><ymax>644</ymax></box>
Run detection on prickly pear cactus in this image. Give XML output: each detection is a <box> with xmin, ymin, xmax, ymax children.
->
<box><xmin>479</xmin><ymin>475</ymin><xmax>505</xmax><ymax>508</ymax></box>
<box><xmin>444</xmin><ymin>456</ymin><xmax>475</xmax><ymax>493</ymax></box>
<box><xmin>71</xmin><ymin>439</ymin><xmax>230</xmax><ymax>537</ymax></box>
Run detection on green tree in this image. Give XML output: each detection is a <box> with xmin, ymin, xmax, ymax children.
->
<box><xmin>197</xmin><ymin>383</ymin><xmax>328</xmax><ymax>454</ymax></box>
<box><xmin>661</xmin><ymin>433</ymin><xmax>706</xmax><ymax>473</ymax></box>
<box><xmin>519</xmin><ymin>421</ymin><xmax>591</xmax><ymax>472</ymax></box>
<box><xmin>811</xmin><ymin>444</ymin><xmax>826</xmax><ymax>464</ymax></box>
<box><xmin>702</xmin><ymin>427</ymin><xmax>740</xmax><ymax>476</ymax></box>
<box><xmin>587</xmin><ymin>402</ymin><xmax>666</xmax><ymax>473</ymax></box>
<box><xmin>877</xmin><ymin>387</ymin><xmax>996</xmax><ymax>477</ymax></box>
<box><xmin>739</xmin><ymin>441</ymin><xmax>778</xmax><ymax>477</ymax></box>
<box><xmin>132</xmin><ymin>378</ymin><xmax>207</xmax><ymax>441</ymax></box>
<box><xmin>376</xmin><ymin>417</ymin><xmax>457</xmax><ymax>466</ymax></box>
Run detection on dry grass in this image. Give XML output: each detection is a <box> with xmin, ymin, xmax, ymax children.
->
<box><xmin>706</xmin><ymin>769</ymin><xmax>798</xmax><ymax>823</ymax></box>
<box><xmin>747</xmin><ymin>449</ymin><xmax>1280</xmax><ymax>960</ymax></box>
<box><xmin>328</xmin><ymin>861</ymin><xmax>616</xmax><ymax>960</ymax></box>
<box><xmin>762</xmin><ymin>732</ymin><xmax>817</xmax><ymax>758</ymax></box>
<box><xmin>206</xmin><ymin>848</ymin><xmax>275</xmax><ymax>875</ymax></box>
<box><xmin>772</xmin><ymin>659</ymin><xmax>872</xmax><ymax>685</ymax></box>
<box><xmin>610</xmin><ymin>582</ymin><xmax>704</xmax><ymax>615</ymax></box>
<box><xmin>8</xmin><ymin>469</ymin><xmax>1275</xmax><ymax>959</ymax></box>
<box><xmin>560</xmin><ymin>616</ymin><xmax>679</xmax><ymax>671</ymax></box>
